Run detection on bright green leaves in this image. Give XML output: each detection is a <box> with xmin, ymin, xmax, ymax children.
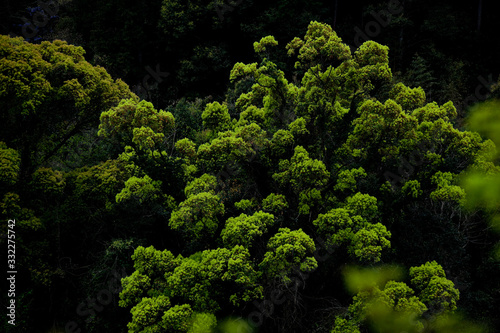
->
<box><xmin>176</xmin><ymin>138</ymin><xmax>197</xmax><ymax>161</ymax></box>
<box><xmin>185</xmin><ymin>174</ymin><xmax>218</xmax><ymax>197</ymax></box>
<box><xmin>197</xmin><ymin>134</ymin><xmax>248</xmax><ymax>171</ymax></box>
<box><xmin>337</xmin><ymin>262</ymin><xmax>459</xmax><ymax>333</ymax></box>
<box><xmin>221</xmin><ymin>211</ymin><xmax>275</xmax><ymax>248</ymax></box>
<box><xmin>201</xmin><ymin>102</ymin><xmax>232</xmax><ymax>133</ymax></box>
<box><xmin>314</xmin><ymin>193</ymin><xmax>390</xmax><ymax>262</ymax></box>
<box><xmin>401</xmin><ymin>179</ymin><xmax>423</xmax><ymax>198</ymax></box>
<box><xmin>274</xmin><ymin>145</ymin><xmax>329</xmax><ymax>214</ymax></box>
<box><xmin>0</xmin><ymin>142</ymin><xmax>20</xmax><ymax>185</ymax></box>
<box><xmin>127</xmin><ymin>295</ymin><xmax>172</xmax><ymax>333</ymax></box>
<box><xmin>349</xmin><ymin>280</ymin><xmax>427</xmax><ymax>322</ymax></box>
<box><xmin>120</xmin><ymin>246</ymin><xmax>182</xmax><ymax>308</ymax></box>
<box><xmin>253</xmin><ymin>36</ymin><xmax>278</xmax><ymax>54</ymax></box>
<box><xmin>1</xmin><ymin>36</ymin><xmax>133</xmax><ymax>174</ymax></box>
<box><xmin>188</xmin><ymin>313</ymin><xmax>217</xmax><ymax>333</ymax></box>
<box><xmin>334</xmin><ymin>167</ymin><xmax>367</xmax><ymax>192</ymax></box>
<box><xmin>460</xmin><ymin>100</ymin><xmax>500</xmax><ymax>243</ymax></box>
<box><xmin>430</xmin><ymin>171</ymin><xmax>465</xmax><ymax>204</ymax></box>
<box><xmin>166</xmin><ymin>246</ymin><xmax>262</xmax><ymax>311</ymax></box>
<box><xmin>259</xmin><ymin>228</ymin><xmax>317</xmax><ymax>282</ymax></box>
<box><xmin>274</xmin><ymin>145</ymin><xmax>330</xmax><ymax>191</ymax></box>
<box><xmin>132</xmin><ymin>246</ymin><xmax>182</xmax><ymax>279</ymax></box>
<box><xmin>270</xmin><ymin>129</ymin><xmax>294</xmax><ymax>156</ymax></box>
<box><xmin>234</xmin><ymin>198</ymin><xmax>258</xmax><ymax>212</ymax></box>
<box><xmin>350</xmin><ymin>223</ymin><xmax>391</xmax><ymax>263</ymax></box>
<box><xmin>314</xmin><ymin>208</ymin><xmax>356</xmax><ymax>245</ymax></box>
<box><xmin>162</xmin><ymin>304</ymin><xmax>195</xmax><ymax>332</ymax></box>
<box><xmin>197</xmin><ymin>124</ymin><xmax>266</xmax><ymax>171</ymax></box>
<box><xmin>288</xmin><ymin>117</ymin><xmax>309</xmax><ymax>136</ymax></box>
<box><xmin>353</xmin><ymin>41</ymin><xmax>392</xmax><ymax>90</ymax></box>
<box><xmin>169</xmin><ymin>192</ymin><xmax>225</xmax><ymax>243</ymax></box>
<box><xmin>229</xmin><ymin>62</ymin><xmax>259</xmax><ymax>83</ymax></box>
<box><xmin>412</xmin><ymin>101</ymin><xmax>457</xmax><ymax>122</ymax></box>
<box><xmin>410</xmin><ymin>261</ymin><xmax>459</xmax><ymax>313</ymax></box>
<box><xmin>120</xmin><ymin>271</ymin><xmax>153</xmax><ymax>308</ymax></box>
<box><xmin>332</xmin><ymin>317</ymin><xmax>361</xmax><ymax>333</ymax></box>
<box><xmin>285</xmin><ymin>21</ymin><xmax>351</xmax><ymax>68</ymax></box>
<box><xmin>389</xmin><ymin>82</ymin><xmax>426</xmax><ymax>111</ymax></box>
<box><xmin>122</xmin><ymin>245</ymin><xmax>262</xmax><ymax>328</ymax></box>
<box><xmin>99</xmin><ymin>98</ymin><xmax>175</xmax><ymax>151</ymax></box>
<box><xmin>261</xmin><ymin>193</ymin><xmax>288</xmax><ymax>213</ymax></box>
<box><xmin>346</xmin><ymin>99</ymin><xmax>417</xmax><ymax>158</ymax></box>
<box><xmin>345</xmin><ymin>193</ymin><xmax>379</xmax><ymax>221</ymax></box>
<box><xmin>124</xmin><ymin>280</ymin><xmax>216</xmax><ymax>332</ymax></box>
<box><xmin>108</xmin><ymin>21</ymin><xmax>498</xmax><ymax>333</ymax></box>
<box><xmin>175</xmin><ymin>138</ymin><xmax>199</xmax><ymax>180</ymax></box>
<box><xmin>237</xmin><ymin>105</ymin><xmax>265</xmax><ymax>127</ymax></box>
<box><xmin>230</xmin><ymin>57</ymin><xmax>293</xmax><ymax>128</ymax></box>
<box><xmin>116</xmin><ymin>175</ymin><xmax>163</xmax><ymax>205</ymax></box>
<box><xmin>466</xmin><ymin>100</ymin><xmax>500</xmax><ymax>149</ymax></box>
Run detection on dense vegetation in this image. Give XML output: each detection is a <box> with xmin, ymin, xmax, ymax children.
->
<box><xmin>1</xmin><ymin>1</ymin><xmax>499</xmax><ymax>333</ymax></box>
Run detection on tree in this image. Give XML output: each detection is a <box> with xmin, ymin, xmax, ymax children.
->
<box><xmin>0</xmin><ymin>35</ymin><xmax>134</xmax><ymax>178</ymax></box>
<box><xmin>112</xmin><ymin>21</ymin><xmax>500</xmax><ymax>332</ymax></box>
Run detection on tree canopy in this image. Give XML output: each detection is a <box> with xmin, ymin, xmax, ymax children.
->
<box><xmin>1</xmin><ymin>12</ymin><xmax>499</xmax><ymax>333</ymax></box>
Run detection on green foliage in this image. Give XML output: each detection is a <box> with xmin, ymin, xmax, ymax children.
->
<box><xmin>337</xmin><ymin>262</ymin><xmax>460</xmax><ymax>333</ymax></box>
<box><xmin>165</xmin><ymin>246</ymin><xmax>263</xmax><ymax>311</ymax></box>
<box><xmin>253</xmin><ymin>35</ymin><xmax>278</xmax><ymax>54</ymax></box>
<box><xmin>127</xmin><ymin>295</ymin><xmax>172</xmax><ymax>333</ymax></box>
<box><xmin>202</xmin><ymin>101</ymin><xmax>232</xmax><ymax>133</ymax></box>
<box><xmin>185</xmin><ymin>174</ymin><xmax>218</xmax><ymax>197</ymax></box>
<box><xmin>196</xmin><ymin>133</ymin><xmax>247</xmax><ymax>171</ymax></box>
<box><xmin>313</xmin><ymin>193</ymin><xmax>391</xmax><ymax>263</ymax></box>
<box><xmin>31</xmin><ymin>167</ymin><xmax>66</xmax><ymax>194</ymax></box>
<box><xmin>221</xmin><ymin>211</ymin><xmax>275</xmax><ymax>248</ymax></box>
<box><xmin>3</xmin><ymin>17</ymin><xmax>498</xmax><ymax>332</ymax></box>
<box><xmin>162</xmin><ymin>304</ymin><xmax>194</xmax><ymax>332</ymax></box>
<box><xmin>430</xmin><ymin>171</ymin><xmax>465</xmax><ymax>204</ymax></box>
<box><xmin>259</xmin><ymin>228</ymin><xmax>317</xmax><ymax>282</ymax></box>
<box><xmin>390</xmin><ymin>82</ymin><xmax>427</xmax><ymax>111</ymax></box>
<box><xmin>115</xmin><ymin>175</ymin><xmax>162</xmax><ymax>204</ymax></box>
<box><xmin>402</xmin><ymin>54</ymin><xmax>436</xmax><ymax>98</ymax></box>
<box><xmin>0</xmin><ymin>35</ymin><xmax>133</xmax><ymax>175</ymax></box>
<box><xmin>410</xmin><ymin>261</ymin><xmax>460</xmax><ymax>313</ymax></box>
<box><xmin>188</xmin><ymin>313</ymin><xmax>217</xmax><ymax>333</ymax></box>
<box><xmin>99</xmin><ymin>99</ymin><xmax>175</xmax><ymax>151</ymax></box>
<box><xmin>0</xmin><ymin>142</ymin><xmax>20</xmax><ymax>185</ymax></box>
<box><xmin>350</xmin><ymin>223</ymin><xmax>391</xmax><ymax>263</ymax></box>
<box><xmin>273</xmin><ymin>145</ymin><xmax>330</xmax><ymax>191</ymax></box>
<box><xmin>1</xmin><ymin>192</ymin><xmax>42</xmax><ymax>231</ymax></box>
<box><xmin>460</xmin><ymin>101</ymin><xmax>500</xmax><ymax>253</ymax></box>
<box><xmin>169</xmin><ymin>192</ymin><xmax>225</xmax><ymax>243</ymax></box>
<box><xmin>261</xmin><ymin>193</ymin><xmax>288</xmax><ymax>213</ymax></box>
<box><xmin>334</xmin><ymin>167</ymin><xmax>367</xmax><ymax>192</ymax></box>
<box><xmin>72</xmin><ymin>158</ymin><xmax>131</xmax><ymax>208</ymax></box>
<box><xmin>233</xmin><ymin>198</ymin><xmax>258</xmax><ymax>212</ymax></box>
<box><xmin>401</xmin><ymin>179</ymin><xmax>423</xmax><ymax>198</ymax></box>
